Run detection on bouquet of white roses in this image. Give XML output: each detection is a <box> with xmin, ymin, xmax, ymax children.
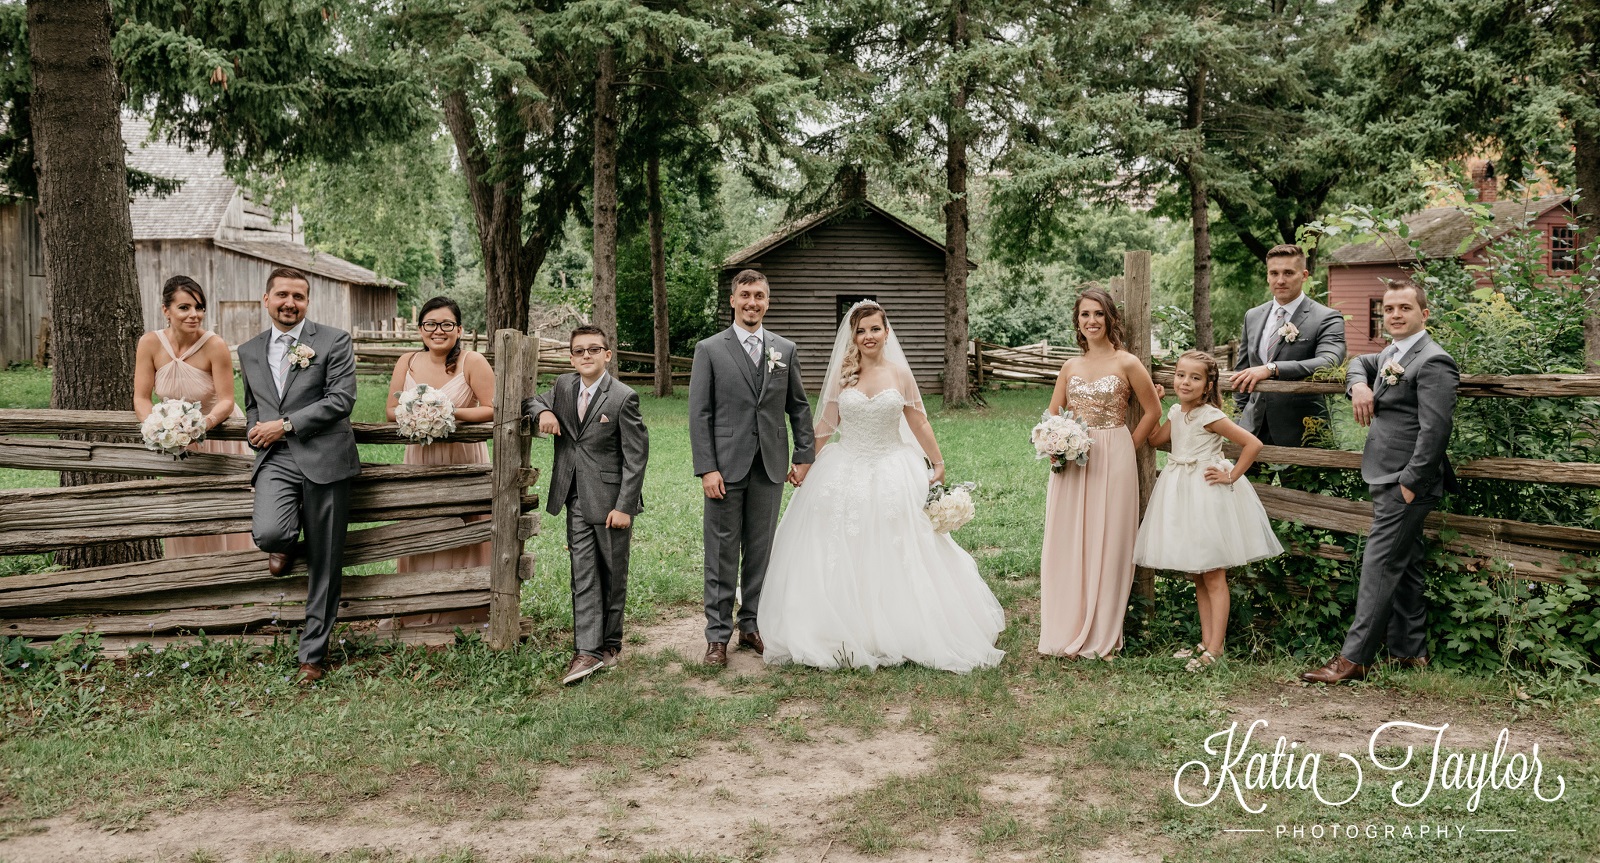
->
<box><xmin>1030</xmin><ymin>411</ymin><xmax>1093</xmax><ymax>472</ymax></box>
<box><xmin>140</xmin><ymin>398</ymin><xmax>208</xmax><ymax>458</ymax></box>
<box><xmin>394</xmin><ymin>384</ymin><xmax>457</xmax><ymax>444</ymax></box>
<box><xmin>925</xmin><ymin>481</ymin><xmax>977</xmax><ymax>534</ymax></box>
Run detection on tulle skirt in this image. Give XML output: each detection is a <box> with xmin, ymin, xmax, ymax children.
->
<box><xmin>1133</xmin><ymin>462</ymin><xmax>1283</xmax><ymax>573</ymax></box>
<box><xmin>758</xmin><ymin>441</ymin><xmax>1005</xmax><ymax>673</ymax></box>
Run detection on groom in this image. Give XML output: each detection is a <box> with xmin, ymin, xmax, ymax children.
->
<box><xmin>689</xmin><ymin>269</ymin><xmax>815</xmax><ymax>667</ymax></box>
<box><xmin>240</xmin><ymin>267</ymin><xmax>362</xmax><ymax>685</ymax></box>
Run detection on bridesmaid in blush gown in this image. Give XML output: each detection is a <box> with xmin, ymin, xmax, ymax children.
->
<box><xmin>381</xmin><ymin>296</ymin><xmax>496</xmax><ymax>629</ymax></box>
<box><xmin>1038</xmin><ymin>287</ymin><xmax>1162</xmax><ymax>658</ymax></box>
<box><xmin>133</xmin><ymin>275</ymin><xmax>254</xmax><ymax>556</ymax></box>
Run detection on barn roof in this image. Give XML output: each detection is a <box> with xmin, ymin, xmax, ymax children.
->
<box><xmin>1327</xmin><ymin>196</ymin><xmax>1571</xmax><ymax>266</ymax></box>
<box><xmin>721</xmin><ymin>199</ymin><xmax>975</xmax><ymax>270</ymax></box>
<box><xmin>122</xmin><ymin>117</ymin><xmax>397</xmax><ymax>288</ymax></box>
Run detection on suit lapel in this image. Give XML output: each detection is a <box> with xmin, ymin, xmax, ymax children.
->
<box><xmin>756</xmin><ymin>334</ymin><xmax>772</xmax><ymax>399</ymax></box>
<box><xmin>1245</xmin><ymin>305</ymin><xmax>1266</xmax><ymax>365</ymax></box>
<box><xmin>577</xmin><ymin>374</ymin><xmax>612</xmax><ymax>437</ymax></box>
<box><xmin>246</xmin><ymin>333</ymin><xmax>280</xmax><ymax>411</ymax></box>
<box><xmin>280</xmin><ymin>321</ymin><xmax>317</xmax><ymax>401</ymax></box>
<box><xmin>723</xmin><ymin>327</ymin><xmax>760</xmax><ymax>394</ymax></box>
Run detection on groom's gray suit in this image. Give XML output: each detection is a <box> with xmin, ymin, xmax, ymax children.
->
<box><xmin>1235</xmin><ymin>296</ymin><xmax>1346</xmax><ymax>446</ymax></box>
<box><xmin>1340</xmin><ymin>331</ymin><xmax>1457</xmax><ymax>665</ymax></box>
<box><xmin>689</xmin><ymin>326</ymin><xmax>815</xmax><ymax>643</ymax></box>
<box><xmin>239</xmin><ymin>320</ymin><xmax>361</xmax><ymax>666</ymax></box>
<box><xmin>523</xmin><ymin>372</ymin><xmax>649</xmax><ymax>659</ymax></box>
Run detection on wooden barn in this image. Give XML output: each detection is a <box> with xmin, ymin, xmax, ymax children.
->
<box><xmin>717</xmin><ymin>198</ymin><xmax>970</xmax><ymax>392</ymax></box>
<box><xmin>0</xmin><ymin>117</ymin><xmax>399</xmax><ymax>366</ymax></box>
<box><xmin>1326</xmin><ymin>167</ymin><xmax>1576</xmax><ymax>355</ymax></box>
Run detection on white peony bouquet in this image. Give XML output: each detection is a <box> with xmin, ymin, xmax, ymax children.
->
<box><xmin>394</xmin><ymin>384</ymin><xmax>457</xmax><ymax>444</ymax></box>
<box><xmin>140</xmin><ymin>398</ymin><xmax>208</xmax><ymax>458</ymax></box>
<box><xmin>1030</xmin><ymin>411</ymin><xmax>1093</xmax><ymax>472</ymax></box>
<box><xmin>925</xmin><ymin>481</ymin><xmax>977</xmax><ymax>534</ymax></box>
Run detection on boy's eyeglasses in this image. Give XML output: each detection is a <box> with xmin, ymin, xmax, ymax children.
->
<box><xmin>569</xmin><ymin>346</ymin><xmax>608</xmax><ymax>357</ymax></box>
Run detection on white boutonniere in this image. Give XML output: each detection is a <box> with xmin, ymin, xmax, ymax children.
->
<box><xmin>767</xmin><ymin>347</ymin><xmax>786</xmax><ymax>373</ymax></box>
<box><xmin>1381</xmin><ymin>359</ymin><xmax>1405</xmax><ymax>386</ymax></box>
<box><xmin>1277</xmin><ymin>321</ymin><xmax>1300</xmax><ymax>343</ymax></box>
<box><xmin>288</xmin><ymin>342</ymin><xmax>315</xmax><ymax>369</ymax></box>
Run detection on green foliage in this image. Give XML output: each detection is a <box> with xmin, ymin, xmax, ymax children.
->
<box><xmin>614</xmin><ymin>160</ymin><xmax>726</xmax><ymax>353</ymax></box>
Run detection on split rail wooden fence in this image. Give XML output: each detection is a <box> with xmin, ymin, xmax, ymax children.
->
<box><xmin>0</xmin><ymin>331</ymin><xmax>548</xmax><ymax>652</ymax></box>
<box><xmin>353</xmin><ymin>329</ymin><xmax>691</xmax><ymax>385</ymax></box>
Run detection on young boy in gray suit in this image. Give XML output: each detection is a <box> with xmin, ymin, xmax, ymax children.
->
<box><xmin>523</xmin><ymin>326</ymin><xmax>649</xmax><ymax>685</ymax></box>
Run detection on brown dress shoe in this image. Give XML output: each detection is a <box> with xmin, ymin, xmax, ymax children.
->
<box><xmin>1389</xmin><ymin>655</ymin><xmax>1430</xmax><ymax>669</ymax></box>
<box><xmin>600</xmin><ymin>647</ymin><xmax>620</xmax><ymax>669</ymax></box>
<box><xmin>704</xmin><ymin>642</ymin><xmax>728</xmax><ymax>667</ymax></box>
<box><xmin>1300</xmin><ymin>655</ymin><xmax>1368</xmax><ymax>684</ymax></box>
<box><xmin>268</xmin><ymin>552</ymin><xmax>294</xmax><ymax>577</ymax></box>
<box><xmin>296</xmin><ymin>663</ymin><xmax>325</xmax><ymax>685</ymax></box>
<box><xmin>562</xmin><ymin>654</ymin><xmax>604</xmax><ymax>685</ymax></box>
<box><xmin>738</xmin><ymin>630</ymin><xmax>765</xmax><ymax>655</ymax></box>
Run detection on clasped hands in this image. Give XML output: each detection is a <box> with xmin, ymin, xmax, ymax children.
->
<box><xmin>247</xmin><ymin>419</ymin><xmax>287</xmax><ymax>448</ymax></box>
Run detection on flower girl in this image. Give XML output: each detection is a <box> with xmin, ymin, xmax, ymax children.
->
<box><xmin>1134</xmin><ymin>351</ymin><xmax>1283</xmax><ymax>669</ymax></box>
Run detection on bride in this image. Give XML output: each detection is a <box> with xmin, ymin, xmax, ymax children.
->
<box><xmin>757</xmin><ymin>301</ymin><xmax>1005</xmax><ymax>672</ymax></box>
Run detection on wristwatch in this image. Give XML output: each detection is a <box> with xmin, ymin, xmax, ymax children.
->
<box><xmin>281</xmin><ymin>417</ymin><xmax>294</xmax><ymax>435</ymax></box>
<box><xmin>1266</xmin><ymin>362</ymin><xmax>1279</xmax><ymax>378</ymax></box>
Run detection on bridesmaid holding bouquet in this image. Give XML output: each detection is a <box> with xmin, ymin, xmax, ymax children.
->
<box><xmin>381</xmin><ymin>296</ymin><xmax>496</xmax><ymax>628</ymax></box>
<box><xmin>133</xmin><ymin>275</ymin><xmax>254</xmax><ymax>556</ymax></box>
<box><xmin>1037</xmin><ymin>288</ymin><xmax>1162</xmax><ymax>658</ymax></box>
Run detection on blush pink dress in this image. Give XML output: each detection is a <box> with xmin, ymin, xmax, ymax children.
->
<box><xmin>1038</xmin><ymin>374</ymin><xmax>1139</xmax><ymax>658</ymax></box>
<box><xmin>388</xmin><ymin>361</ymin><xmax>492</xmax><ymax>627</ymax></box>
<box><xmin>151</xmin><ymin>329</ymin><xmax>254</xmax><ymax>557</ymax></box>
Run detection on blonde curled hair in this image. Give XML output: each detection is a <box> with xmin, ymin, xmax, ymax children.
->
<box><xmin>839</xmin><ymin>302</ymin><xmax>887</xmax><ymax>389</ymax></box>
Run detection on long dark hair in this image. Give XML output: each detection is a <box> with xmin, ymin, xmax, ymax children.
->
<box><xmin>161</xmin><ymin>275</ymin><xmax>206</xmax><ymax>310</ymax></box>
<box><xmin>1073</xmin><ymin>287</ymin><xmax>1126</xmax><ymax>352</ymax></box>
<box><xmin>418</xmin><ymin>296</ymin><xmax>464</xmax><ymax>374</ymax></box>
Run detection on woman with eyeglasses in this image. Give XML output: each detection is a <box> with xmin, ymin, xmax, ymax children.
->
<box><xmin>381</xmin><ymin>296</ymin><xmax>496</xmax><ymax>628</ymax></box>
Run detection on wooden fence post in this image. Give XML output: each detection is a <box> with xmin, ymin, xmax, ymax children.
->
<box><xmin>489</xmin><ymin>329</ymin><xmax>540</xmax><ymax>650</ymax></box>
<box><xmin>1112</xmin><ymin>252</ymin><xmax>1158</xmax><ymax>617</ymax></box>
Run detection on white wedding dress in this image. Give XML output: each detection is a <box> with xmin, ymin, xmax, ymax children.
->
<box><xmin>757</xmin><ymin>386</ymin><xmax>1006</xmax><ymax>673</ymax></box>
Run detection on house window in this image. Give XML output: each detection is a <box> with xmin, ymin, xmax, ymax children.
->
<box><xmin>1369</xmin><ymin>298</ymin><xmax>1384</xmax><ymax>340</ymax></box>
<box><xmin>836</xmin><ymin>294</ymin><xmax>878</xmax><ymax>324</ymax></box>
<box><xmin>1551</xmin><ymin>225</ymin><xmax>1577</xmax><ymax>272</ymax></box>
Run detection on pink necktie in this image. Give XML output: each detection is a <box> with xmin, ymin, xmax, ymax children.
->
<box><xmin>578</xmin><ymin>388</ymin><xmax>590</xmax><ymax>422</ymax></box>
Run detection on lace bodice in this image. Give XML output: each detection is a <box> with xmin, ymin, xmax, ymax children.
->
<box><xmin>835</xmin><ymin>387</ymin><xmax>912</xmax><ymax>455</ymax></box>
<box><xmin>1067</xmin><ymin>375</ymin><xmax>1130</xmax><ymax>429</ymax></box>
<box><xmin>1165</xmin><ymin>403</ymin><xmax>1229</xmax><ymax>468</ymax></box>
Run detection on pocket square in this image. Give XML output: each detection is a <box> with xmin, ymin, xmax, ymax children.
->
<box><xmin>600</xmin><ymin>414</ymin><xmax>610</xmax><ymax>423</ymax></box>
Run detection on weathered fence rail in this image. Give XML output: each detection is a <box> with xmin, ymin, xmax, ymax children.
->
<box><xmin>0</xmin><ymin>331</ymin><xmax>547</xmax><ymax>649</ymax></box>
<box><xmin>350</xmin><ymin>334</ymin><xmax>692</xmax><ymax>385</ymax></box>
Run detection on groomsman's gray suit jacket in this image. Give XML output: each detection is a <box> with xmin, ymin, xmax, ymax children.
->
<box><xmin>1346</xmin><ymin>333</ymin><xmax>1458</xmax><ymax>492</ymax></box>
<box><xmin>523</xmin><ymin>373</ymin><xmax>649</xmax><ymax>523</ymax></box>
<box><xmin>1235</xmin><ymin>297</ymin><xmax>1346</xmax><ymax>445</ymax></box>
<box><xmin>688</xmin><ymin>327</ymin><xmax>815</xmax><ymax>483</ymax></box>
<box><xmin>239</xmin><ymin>321</ymin><xmax>362</xmax><ymax>485</ymax></box>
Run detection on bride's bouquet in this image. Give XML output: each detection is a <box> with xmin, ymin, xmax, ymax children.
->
<box><xmin>925</xmin><ymin>481</ymin><xmax>977</xmax><ymax>534</ymax></box>
<box><xmin>140</xmin><ymin>398</ymin><xmax>207</xmax><ymax>458</ymax></box>
<box><xmin>1031</xmin><ymin>411</ymin><xmax>1093</xmax><ymax>472</ymax></box>
<box><xmin>394</xmin><ymin>384</ymin><xmax>457</xmax><ymax>444</ymax></box>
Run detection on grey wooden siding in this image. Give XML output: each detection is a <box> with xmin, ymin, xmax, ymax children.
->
<box><xmin>717</xmin><ymin>213</ymin><xmax>948</xmax><ymax>393</ymax></box>
<box><xmin>0</xmin><ymin>201</ymin><xmax>48</xmax><ymax>367</ymax></box>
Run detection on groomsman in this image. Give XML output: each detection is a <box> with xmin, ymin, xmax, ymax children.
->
<box><xmin>1232</xmin><ymin>244</ymin><xmax>1346</xmax><ymax>446</ymax></box>
<box><xmin>1303</xmin><ymin>283</ymin><xmax>1457</xmax><ymax>683</ymax></box>
<box><xmin>239</xmin><ymin>267</ymin><xmax>362</xmax><ymax>685</ymax></box>
<box><xmin>523</xmin><ymin>326</ymin><xmax>649</xmax><ymax>685</ymax></box>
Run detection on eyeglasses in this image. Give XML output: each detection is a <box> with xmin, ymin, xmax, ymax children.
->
<box><xmin>420</xmin><ymin>321</ymin><xmax>460</xmax><ymax>333</ymax></box>
<box><xmin>569</xmin><ymin>346</ymin><xmax>608</xmax><ymax>357</ymax></box>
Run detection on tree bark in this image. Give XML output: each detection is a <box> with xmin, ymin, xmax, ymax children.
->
<box><xmin>1574</xmin><ymin>117</ymin><xmax>1600</xmax><ymax>373</ymax></box>
<box><xmin>28</xmin><ymin>0</ymin><xmax>159</xmax><ymax>568</ymax></box>
<box><xmin>592</xmin><ymin>45</ymin><xmax>620</xmax><ymax>373</ymax></box>
<box><xmin>647</xmin><ymin>154</ymin><xmax>672</xmax><ymax>397</ymax></box>
<box><xmin>1184</xmin><ymin>64</ymin><xmax>1214</xmax><ymax>352</ymax></box>
<box><xmin>942</xmin><ymin>0</ymin><xmax>973</xmax><ymax>408</ymax></box>
<box><xmin>442</xmin><ymin>88</ymin><xmax>528</xmax><ymax>334</ymax></box>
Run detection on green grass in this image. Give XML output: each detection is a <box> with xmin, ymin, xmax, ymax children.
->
<box><xmin>2</xmin><ymin>369</ymin><xmax>1598</xmax><ymax>861</ymax></box>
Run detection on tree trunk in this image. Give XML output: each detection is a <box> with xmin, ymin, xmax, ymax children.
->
<box><xmin>442</xmin><ymin>88</ymin><xmax>528</xmax><ymax>334</ymax></box>
<box><xmin>28</xmin><ymin>0</ymin><xmax>160</xmax><ymax>568</ymax></box>
<box><xmin>647</xmin><ymin>154</ymin><xmax>672</xmax><ymax>397</ymax></box>
<box><xmin>942</xmin><ymin>0</ymin><xmax>973</xmax><ymax>408</ymax></box>
<box><xmin>592</xmin><ymin>45</ymin><xmax>620</xmax><ymax>373</ymax></box>
<box><xmin>1574</xmin><ymin>117</ymin><xmax>1600</xmax><ymax>373</ymax></box>
<box><xmin>1185</xmin><ymin>65</ymin><xmax>1214</xmax><ymax>352</ymax></box>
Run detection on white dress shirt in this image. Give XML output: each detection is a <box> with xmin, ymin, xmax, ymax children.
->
<box><xmin>1259</xmin><ymin>292</ymin><xmax>1308</xmax><ymax>353</ymax></box>
<box><xmin>1385</xmin><ymin>329</ymin><xmax>1428</xmax><ymax>366</ymax></box>
<box><xmin>576</xmin><ymin>373</ymin><xmax>607</xmax><ymax>420</ymax></box>
<box><xmin>733</xmin><ymin>322</ymin><xmax>767</xmax><ymax>366</ymax></box>
<box><xmin>267</xmin><ymin>320</ymin><xmax>307</xmax><ymax>394</ymax></box>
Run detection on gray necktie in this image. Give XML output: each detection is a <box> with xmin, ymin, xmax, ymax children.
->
<box><xmin>275</xmin><ymin>333</ymin><xmax>295</xmax><ymax>395</ymax></box>
<box><xmin>745</xmin><ymin>334</ymin><xmax>761</xmax><ymax>366</ymax></box>
<box><xmin>1262</xmin><ymin>307</ymin><xmax>1288</xmax><ymax>358</ymax></box>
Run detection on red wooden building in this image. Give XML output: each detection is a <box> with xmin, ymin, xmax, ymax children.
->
<box><xmin>1326</xmin><ymin>168</ymin><xmax>1576</xmax><ymax>356</ymax></box>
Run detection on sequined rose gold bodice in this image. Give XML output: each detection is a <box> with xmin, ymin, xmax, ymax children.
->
<box><xmin>1067</xmin><ymin>374</ymin><xmax>1130</xmax><ymax>429</ymax></box>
